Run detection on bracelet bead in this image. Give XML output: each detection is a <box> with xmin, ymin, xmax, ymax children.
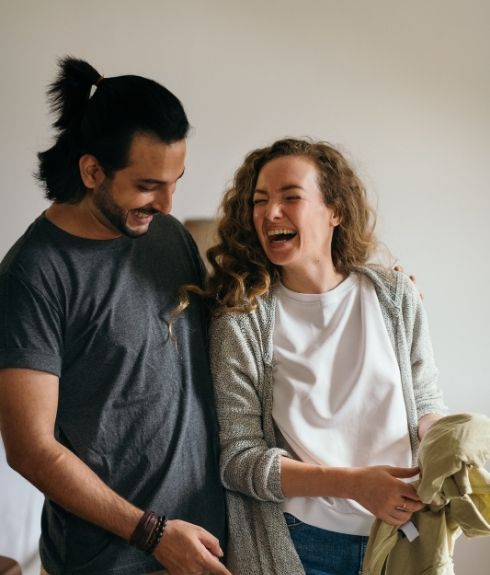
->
<box><xmin>129</xmin><ymin>510</ymin><xmax>167</xmax><ymax>554</ymax></box>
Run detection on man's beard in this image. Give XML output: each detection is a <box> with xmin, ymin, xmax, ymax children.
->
<box><xmin>92</xmin><ymin>179</ymin><xmax>156</xmax><ymax>238</ymax></box>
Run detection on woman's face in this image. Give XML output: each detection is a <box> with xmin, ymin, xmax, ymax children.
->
<box><xmin>252</xmin><ymin>155</ymin><xmax>339</xmax><ymax>276</ymax></box>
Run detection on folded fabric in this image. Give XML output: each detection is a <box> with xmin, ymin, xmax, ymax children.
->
<box><xmin>362</xmin><ymin>413</ymin><xmax>490</xmax><ymax>574</ymax></box>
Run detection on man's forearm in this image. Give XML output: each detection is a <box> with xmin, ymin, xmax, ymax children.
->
<box><xmin>8</xmin><ymin>437</ymin><xmax>142</xmax><ymax>540</ymax></box>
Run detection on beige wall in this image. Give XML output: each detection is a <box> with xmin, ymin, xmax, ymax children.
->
<box><xmin>1</xmin><ymin>0</ymin><xmax>489</xmax><ymax>572</ymax></box>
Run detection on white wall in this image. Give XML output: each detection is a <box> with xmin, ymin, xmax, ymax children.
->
<box><xmin>1</xmin><ymin>0</ymin><xmax>489</xmax><ymax>572</ymax></box>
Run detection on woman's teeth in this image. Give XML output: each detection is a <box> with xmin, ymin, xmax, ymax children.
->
<box><xmin>267</xmin><ymin>229</ymin><xmax>297</xmax><ymax>241</ymax></box>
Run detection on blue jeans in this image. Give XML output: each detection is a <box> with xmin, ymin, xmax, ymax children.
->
<box><xmin>285</xmin><ymin>513</ymin><xmax>369</xmax><ymax>575</ymax></box>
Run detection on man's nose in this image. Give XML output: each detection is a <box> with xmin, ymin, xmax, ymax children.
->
<box><xmin>152</xmin><ymin>186</ymin><xmax>174</xmax><ymax>215</ymax></box>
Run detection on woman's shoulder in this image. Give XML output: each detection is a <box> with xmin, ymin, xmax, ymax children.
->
<box><xmin>209</xmin><ymin>292</ymin><xmax>276</xmax><ymax>365</ymax></box>
<box><xmin>210</xmin><ymin>292</ymin><xmax>275</xmax><ymax>334</ymax></box>
<box><xmin>354</xmin><ymin>264</ymin><xmax>418</xmax><ymax>310</ymax></box>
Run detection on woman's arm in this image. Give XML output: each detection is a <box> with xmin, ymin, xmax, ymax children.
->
<box><xmin>398</xmin><ymin>275</ymin><xmax>447</xmax><ymax>440</ymax></box>
<box><xmin>403</xmin><ymin>277</ymin><xmax>447</xmax><ymax>418</ymax></box>
<box><xmin>418</xmin><ymin>413</ymin><xmax>443</xmax><ymax>439</ymax></box>
<box><xmin>209</xmin><ymin>310</ymin><xmax>425</xmax><ymax>526</ymax></box>
<box><xmin>210</xmin><ymin>311</ymin><xmax>289</xmax><ymax>502</ymax></box>
<box><xmin>280</xmin><ymin>457</ymin><xmax>424</xmax><ymax>526</ymax></box>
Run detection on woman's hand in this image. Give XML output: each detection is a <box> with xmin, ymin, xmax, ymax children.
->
<box><xmin>349</xmin><ymin>466</ymin><xmax>424</xmax><ymax>526</ymax></box>
<box><xmin>280</xmin><ymin>458</ymin><xmax>425</xmax><ymax>526</ymax></box>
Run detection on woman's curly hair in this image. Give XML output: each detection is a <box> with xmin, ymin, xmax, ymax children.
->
<box><xmin>180</xmin><ymin>138</ymin><xmax>377</xmax><ymax>315</ymax></box>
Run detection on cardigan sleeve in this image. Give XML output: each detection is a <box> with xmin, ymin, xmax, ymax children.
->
<box><xmin>400</xmin><ymin>275</ymin><xmax>447</xmax><ymax>419</ymax></box>
<box><xmin>209</xmin><ymin>310</ymin><xmax>288</xmax><ymax>503</ymax></box>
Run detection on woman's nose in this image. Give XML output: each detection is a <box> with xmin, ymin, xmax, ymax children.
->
<box><xmin>265</xmin><ymin>201</ymin><xmax>282</xmax><ymax>220</ymax></box>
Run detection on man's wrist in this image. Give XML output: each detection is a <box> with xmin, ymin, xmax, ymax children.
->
<box><xmin>129</xmin><ymin>510</ymin><xmax>167</xmax><ymax>554</ymax></box>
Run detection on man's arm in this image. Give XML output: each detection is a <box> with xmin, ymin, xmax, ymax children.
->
<box><xmin>0</xmin><ymin>368</ymin><xmax>142</xmax><ymax>537</ymax></box>
<box><xmin>0</xmin><ymin>368</ymin><xmax>231</xmax><ymax>575</ymax></box>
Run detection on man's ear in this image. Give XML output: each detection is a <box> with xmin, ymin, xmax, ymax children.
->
<box><xmin>79</xmin><ymin>154</ymin><xmax>105</xmax><ymax>189</ymax></box>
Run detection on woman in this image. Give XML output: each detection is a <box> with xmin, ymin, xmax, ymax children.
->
<box><xmin>199</xmin><ymin>139</ymin><xmax>446</xmax><ymax>574</ymax></box>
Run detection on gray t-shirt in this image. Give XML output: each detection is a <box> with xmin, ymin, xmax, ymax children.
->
<box><xmin>0</xmin><ymin>214</ymin><xmax>226</xmax><ymax>575</ymax></box>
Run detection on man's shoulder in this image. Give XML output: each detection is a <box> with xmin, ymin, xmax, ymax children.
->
<box><xmin>149</xmin><ymin>214</ymin><xmax>187</xmax><ymax>238</ymax></box>
<box><xmin>146</xmin><ymin>215</ymin><xmax>203</xmax><ymax>276</ymax></box>
<box><xmin>0</xmin><ymin>215</ymin><xmax>51</xmax><ymax>277</ymax></box>
<box><xmin>145</xmin><ymin>214</ymin><xmax>197</xmax><ymax>252</ymax></box>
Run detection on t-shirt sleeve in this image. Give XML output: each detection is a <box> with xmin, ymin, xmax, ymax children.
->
<box><xmin>0</xmin><ymin>272</ymin><xmax>63</xmax><ymax>376</ymax></box>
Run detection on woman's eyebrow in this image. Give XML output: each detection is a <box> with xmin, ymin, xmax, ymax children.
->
<box><xmin>254</xmin><ymin>184</ymin><xmax>304</xmax><ymax>194</ymax></box>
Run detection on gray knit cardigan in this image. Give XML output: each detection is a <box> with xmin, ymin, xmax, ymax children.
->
<box><xmin>209</xmin><ymin>266</ymin><xmax>446</xmax><ymax>575</ymax></box>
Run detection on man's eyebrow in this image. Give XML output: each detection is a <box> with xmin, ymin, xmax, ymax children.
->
<box><xmin>136</xmin><ymin>168</ymin><xmax>186</xmax><ymax>185</ymax></box>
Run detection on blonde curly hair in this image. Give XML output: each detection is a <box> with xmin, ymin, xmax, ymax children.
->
<box><xmin>180</xmin><ymin>138</ymin><xmax>377</xmax><ymax>315</ymax></box>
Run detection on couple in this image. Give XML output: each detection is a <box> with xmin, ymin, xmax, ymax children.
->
<box><xmin>0</xmin><ymin>58</ymin><xmax>445</xmax><ymax>575</ymax></box>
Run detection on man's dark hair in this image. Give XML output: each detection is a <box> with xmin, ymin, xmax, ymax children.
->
<box><xmin>37</xmin><ymin>57</ymin><xmax>190</xmax><ymax>203</ymax></box>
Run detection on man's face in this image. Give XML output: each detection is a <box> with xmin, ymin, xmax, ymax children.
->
<box><xmin>90</xmin><ymin>134</ymin><xmax>186</xmax><ymax>238</ymax></box>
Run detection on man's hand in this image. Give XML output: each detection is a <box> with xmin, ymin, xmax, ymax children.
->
<box><xmin>393</xmin><ymin>265</ymin><xmax>416</xmax><ymax>284</ymax></box>
<box><xmin>155</xmin><ymin>519</ymin><xmax>232</xmax><ymax>575</ymax></box>
<box><xmin>394</xmin><ymin>265</ymin><xmax>423</xmax><ymax>299</ymax></box>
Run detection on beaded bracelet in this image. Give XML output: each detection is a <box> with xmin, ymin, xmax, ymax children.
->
<box><xmin>129</xmin><ymin>510</ymin><xmax>167</xmax><ymax>554</ymax></box>
<box><xmin>146</xmin><ymin>514</ymin><xmax>167</xmax><ymax>555</ymax></box>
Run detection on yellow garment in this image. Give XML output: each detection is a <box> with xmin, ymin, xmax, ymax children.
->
<box><xmin>362</xmin><ymin>413</ymin><xmax>490</xmax><ymax>574</ymax></box>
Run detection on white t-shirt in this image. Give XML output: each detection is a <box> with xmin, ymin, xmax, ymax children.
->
<box><xmin>272</xmin><ymin>273</ymin><xmax>412</xmax><ymax>535</ymax></box>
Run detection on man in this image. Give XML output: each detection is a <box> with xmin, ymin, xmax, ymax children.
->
<box><xmin>0</xmin><ymin>57</ymin><xmax>229</xmax><ymax>575</ymax></box>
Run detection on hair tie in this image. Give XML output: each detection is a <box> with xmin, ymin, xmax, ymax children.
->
<box><xmin>89</xmin><ymin>76</ymin><xmax>104</xmax><ymax>98</ymax></box>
